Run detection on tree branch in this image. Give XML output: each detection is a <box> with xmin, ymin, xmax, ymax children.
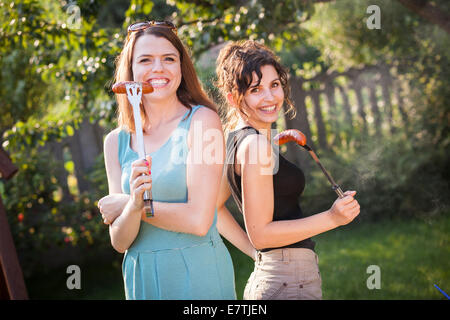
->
<box><xmin>396</xmin><ymin>0</ymin><xmax>450</xmax><ymax>34</ymax></box>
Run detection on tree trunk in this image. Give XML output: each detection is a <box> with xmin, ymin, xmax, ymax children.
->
<box><xmin>397</xmin><ymin>0</ymin><xmax>450</xmax><ymax>34</ymax></box>
<box><xmin>68</xmin><ymin>118</ymin><xmax>103</xmax><ymax>194</ymax></box>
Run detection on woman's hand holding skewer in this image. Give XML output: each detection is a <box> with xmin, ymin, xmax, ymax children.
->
<box><xmin>328</xmin><ymin>190</ymin><xmax>360</xmax><ymax>227</ymax></box>
<box><xmin>129</xmin><ymin>155</ymin><xmax>152</xmax><ymax>212</ymax></box>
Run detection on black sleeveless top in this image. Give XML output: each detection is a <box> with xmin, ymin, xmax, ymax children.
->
<box><xmin>226</xmin><ymin>126</ymin><xmax>315</xmax><ymax>252</ymax></box>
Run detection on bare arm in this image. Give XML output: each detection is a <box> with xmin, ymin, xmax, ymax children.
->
<box><xmin>103</xmin><ymin>129</ymin><xmax>151</xmax><ymax>253</ymax></box>
<box><xmin>139</xmin><ymin>108</ymin><xmax>224</xmax><ymax>236</ymax></box>
<box><xmin>98</xmin><ymin>193</ymin><xmax>129</xmax><ymax>224</ymax></box>
<box><xmin>239</xmin><ymin>134</ymin><xmax>360</xmax><ymax>250</ymax></box>
<box><xmin>216</xmin><ymin>170</ymin><xmax>256</xmax><ymax>260</ymax></box>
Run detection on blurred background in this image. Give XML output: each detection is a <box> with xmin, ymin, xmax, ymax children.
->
<box><xmin>0</xmin><ymin>0</ymin><xmax>448</xmax><ymax>299</ymax></box>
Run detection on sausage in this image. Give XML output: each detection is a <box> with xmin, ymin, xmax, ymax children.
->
<box><xmin>112</xmin><ymin>81</ymin><xmax>154</xmax><ymax>94</ymax></box>
<box><xmin>274</xmin><ymin>129</ymin><xmax>307</xmax><ymax>146</ymax></box>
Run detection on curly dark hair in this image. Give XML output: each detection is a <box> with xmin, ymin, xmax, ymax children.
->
<box><xmin>215</xmin><ymin>40</ymin><xmax>296</xmax><ymax>131</ymax></box>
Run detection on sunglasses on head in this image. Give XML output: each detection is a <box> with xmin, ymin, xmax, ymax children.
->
<box><xmin>127</xmin><ymin>20</ymin><xmax>178</xmax><ymax>40</ymax></box>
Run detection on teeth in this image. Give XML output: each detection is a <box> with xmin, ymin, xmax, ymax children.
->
<box><xmin>149</xmin><ymin>79</ymin><xmax>168</xmax><ymax>85</ymax></box>
<box><xmin>261</xmin><ymin>105</ymin><xmax>276</xmax><ymax>112</ymax></box>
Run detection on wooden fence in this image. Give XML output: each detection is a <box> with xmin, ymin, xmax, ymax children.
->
<box><xmin>42</xmin><ymin>63</ymin><xmax>410</xmax><ymax>198</ymax></box>
<box><xmin>283</xmin><ymin>63</ymin><xmax>410</xmax><ymax>168</ymax></box>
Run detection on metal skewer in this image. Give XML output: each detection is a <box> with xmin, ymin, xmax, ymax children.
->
<box><xmin>274</xmin><ymin>129</ymin><xmax>345</xmax><ymax>199</ymax></box>
<box><xmin>302</xmin><ymin>144</ymin><xmax>345</xmax><ymax>198</ymax></box>
<box><xmin>125</xmin><ymin>82</ymin><xmax>154</xmax><ymax>217</ymax></box>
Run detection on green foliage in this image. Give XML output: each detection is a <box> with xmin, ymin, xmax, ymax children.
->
<box><xmin>1</xmin><ymin>146</ymin><xmax>108</xmax><ymax>277</ymax></box>
<box><xmin>0</xmin><ymin>0</ymin><xmax>448</xmax><ymax>285</ymax></box>
<box><xmin>3</xmin><ymin>116</ymin><xmax>81</xmax><ymax>151</ymax></box>
<box><xmin>300</xmin><ymin>101</ymin><xmax>449</xmax><ymax>223</ymax></box>
<box><xmin>172</xmin><ymin>0</ymin><xmax>315</xmax><ymax>56</ymax></box>
<box><xmin>293</xmin><ymin>0</ymin><xmax>450</xmax><ymax>222</ymax></box>
<box><xmin>323</xmin><ymin>135</ymin><xmax>448</xmax><ymax>222</ymax></box>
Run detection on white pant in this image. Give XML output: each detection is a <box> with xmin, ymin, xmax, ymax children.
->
<box><xmin>244</xmin><ymin>248</ymin><xmax>322</xmax><ymax>300</ymax></box>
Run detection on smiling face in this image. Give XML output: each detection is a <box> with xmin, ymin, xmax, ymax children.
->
<box><xmin>241</xmin><ymin>64</ymin><xmax>284</xmax><ymax>128</ymax></box>
<box><xmin>131</xmin><ymin>34</ymin><xmax>182</xmax><ymax>103</ymax></box>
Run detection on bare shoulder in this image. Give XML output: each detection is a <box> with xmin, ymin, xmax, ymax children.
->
<box><xmin>104</xmin><ymin>128</ymin><xmax>121</xmax><ymax>147</ymax></box>
<box><xmin>103</xmin><ymin>128</ymin><xmax>123</xmax><ymax>193</ymax></box>
<box><xmin>236</xmin><ymin>133</ymin><xmax>272</xmax><ymax>164</ymax></box>
<box><xmin>103</xmin><ymin>128</ymin><xmax>122</xmax><ymax>160</ymax></box>
<box><xmin>191</xmin><ymin>106</ymin><xmax>222</xmax><ymax>129</ymax></box>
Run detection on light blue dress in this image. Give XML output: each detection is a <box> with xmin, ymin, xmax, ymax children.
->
<box><xmin>118</xmin><ymin>105</ymin><xmax>236</xmax><ymax>300</ymax></box>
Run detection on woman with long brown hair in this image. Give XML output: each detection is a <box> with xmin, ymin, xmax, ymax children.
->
<box><xmin>215</xmin><ymin>40</ymin><xmax>360</xmax><ymax>300</ymax></box>
<box><xmin>100</xmin><ymin>21</ymin><xmax>244</xmax><ymax>300</ymax></box>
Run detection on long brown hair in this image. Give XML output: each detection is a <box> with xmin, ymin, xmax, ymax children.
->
<box><xmin>114</xmin><ymin>25</ymin><xmax>216</xmax><ymax>133</ymax></box>
<box><xmin>215</xmin><ymin>40</ymin><xmax>296</xmax><ymax>133</ymax></box>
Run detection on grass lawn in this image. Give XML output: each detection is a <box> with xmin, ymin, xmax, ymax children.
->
<box><xmin>227</xmin><ymin>213</ymin><xmax>449</xmax><ymax>300</ymax></box>
<box><xmin>316</xmin><ymin>214</ymin><xmax>449</xmax><ymax>299</ymax></box>
<box><xmin>26</xmin><ymin>213</ymin><xmax>449</xmax><ymax>299</ymax></box>
<box><xmin>26</xmin><ymin>258</ymin><xmax>125</xmax><ymax>300</ymax></box>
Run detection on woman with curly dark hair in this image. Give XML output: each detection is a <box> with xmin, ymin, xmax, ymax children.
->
<box><xmin>215</xmin><ymin>40</ymin><xmax>360</xmax><ymax>300</ymax></box>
